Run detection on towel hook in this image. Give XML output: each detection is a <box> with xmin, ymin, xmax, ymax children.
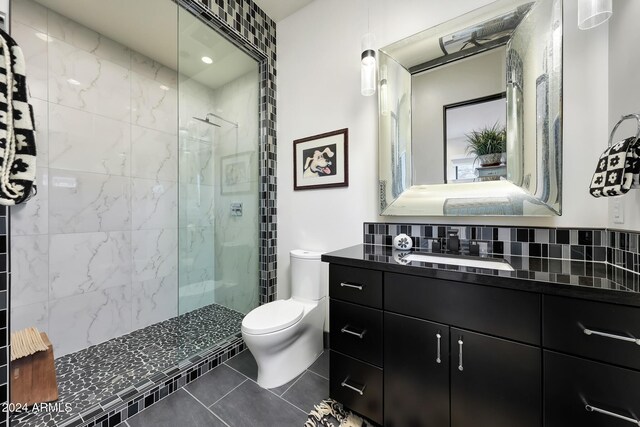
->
<box><xmin>608</xmin><ymin>113</ymin><xmax>640</xmax><ymax>147</ymax></box>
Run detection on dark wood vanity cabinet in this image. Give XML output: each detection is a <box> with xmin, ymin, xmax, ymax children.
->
<box><xmin>328</xmin><ymin>263</ymin><xmax>640</xmax><ymax>427</ymax></box>
<box><xmin>384</xmin><ymin>313</ymin><xmax>450</xmax><ymax>427</ymax></box>
<box><xmin>449</xmin><ymin>328</ymin><xmax>541</xmax><ymax>427</ymax></box>
<box><xmin>543</xmin><ymin>296</ymin><xmax>640</xmax><ymax>426</ymax></box>
<box><xmin>328</xmin><ymin>265</ymin><xmax>384</xmax><ymax>424</ymax></box>
<box><xmin>383</xmin><ymin>284</ymin><xmax>541</xmax><ymax>427</ymax></box>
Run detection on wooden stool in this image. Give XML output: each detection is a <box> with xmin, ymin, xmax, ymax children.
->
<box><xmin>11</xmin><ymin>332</ymin><xmax>59</xmax><ymax>405</ymax></box>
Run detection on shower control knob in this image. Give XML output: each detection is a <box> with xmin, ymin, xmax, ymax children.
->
<box><xmin>231</xmin><ymin>202</ymin><xmax>243</xmax><ymax>216</ymax></box>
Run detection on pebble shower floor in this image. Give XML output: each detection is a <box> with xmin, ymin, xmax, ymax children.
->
<box><xmin>10</xmin><ymin>304</ymin><xmax>244</xmax><ymax>427</ymax></box>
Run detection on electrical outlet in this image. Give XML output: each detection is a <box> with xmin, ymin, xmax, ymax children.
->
<box><xmin>612</xmin><ymin>199</ymin><xmax>625</xmax><ymax>224</ymax></box>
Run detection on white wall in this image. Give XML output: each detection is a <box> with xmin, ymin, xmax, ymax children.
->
<box><xmin>277</xmin><ymin>0</ymin><xmax>610</xmax><ymax>298</ymax></box>
<box><xmin>608</xmin><ymin>0</ymin><xmax>640</xmax><ymax>230</ymax></box>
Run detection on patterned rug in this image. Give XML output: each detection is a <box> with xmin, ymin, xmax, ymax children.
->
<box><xmin>305</xmin><ymin>399</ymin><xmax>376</xmax><ymax>427</ymax></box>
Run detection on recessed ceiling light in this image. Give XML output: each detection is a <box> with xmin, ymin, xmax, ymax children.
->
<box><xmin>201</xmin><ymin>56</ymin><xmax>213</xmax><ymax>64</ymax></box>
<box><xmin>67</xmin><ymin>78</ymin><xmax>81</xmax><ymax>86</ymax></box>
<box><xmin>159</xmin><ymin>85</ymin><xmax>170</xmax><ymax>91</ymax></box>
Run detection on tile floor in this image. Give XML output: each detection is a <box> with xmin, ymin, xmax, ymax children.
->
<box><xmin>125</xmin><ymin>350</ymin><xmax>329</xmax><ymax>427</ymax></box>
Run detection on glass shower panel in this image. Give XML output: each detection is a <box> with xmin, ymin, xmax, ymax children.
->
<box><xmin>177</xmin><ymin>6</ymin><xmax>259</xmax><ymax>358</ymax></box>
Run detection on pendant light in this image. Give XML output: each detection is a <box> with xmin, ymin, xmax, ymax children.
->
<box><xmin>361</xmin><ymin>4</ymin><xmax>376</xmax><ymax>96</ymax></box>
<box><xmin>578</xmin><ymin>0</ymin><xmax>613</xmax><ymax>30</ymax></box>
<box><xmin>361</xmin><ymin>33</ymin><xmax>376</xmax><ymax>96</ymax></box>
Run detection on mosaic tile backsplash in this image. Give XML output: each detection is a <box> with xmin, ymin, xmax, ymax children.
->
<box><xmin>364</xmin><ymin>223</ymin><xmax>640</xmax><ymax>274</ymax></box>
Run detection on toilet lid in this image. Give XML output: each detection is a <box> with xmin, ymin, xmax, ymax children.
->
<box><xmin>242</xmin><ymin>300</ymin><xmax>304</xmax><ymax>335</ymax></box>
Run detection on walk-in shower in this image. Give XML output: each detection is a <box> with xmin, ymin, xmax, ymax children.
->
<box><xmin>9</xmin><ymin>0</ymin><xmax>261</xmax><ymax>425</ymax></box>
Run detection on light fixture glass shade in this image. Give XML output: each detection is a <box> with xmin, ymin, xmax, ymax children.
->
<box><xmin>578</xmin><ymin>0</ymin><xmax>612</xmax><ymax>30</ymax></box>
<box><xmin>361</xmin><ymin>33</ymin><xmax>376</xmax><ymax>96</ymax></box>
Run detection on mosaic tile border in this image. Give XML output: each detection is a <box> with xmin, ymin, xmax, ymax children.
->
<box><xmin>1</xmin><ymin>207</ymin><xmax>7</xmax><ymax>427</ymax></box>
<box><xmin>10</xmin><ymin>304</ymin><xmax>244</xmax><ymax>427</ymax></box>
<box><xmin>364</xmin><ymin>222</ymin><xmax>640</xmax><ymax>274</ymax></box>
<box><xmin>59</xmin><ymin>337</ymin><xmax>246</xmax><ymax>427</ymax></box>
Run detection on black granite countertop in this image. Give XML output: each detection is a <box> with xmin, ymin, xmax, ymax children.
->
<box><xmin>322</xmin><ymin>244</ymin><xmax>640</xmax><ymax>307</ymax></box>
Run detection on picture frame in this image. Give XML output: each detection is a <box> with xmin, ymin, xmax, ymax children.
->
<box><xmin>293</xmin><ymin>128</ymin><xmax>349</xmax><ymax>190</ymax></box>
<box><xmin>221</xmin><ymin>151</ymin><xmax>253</xmax><ymax>194</ymax></box>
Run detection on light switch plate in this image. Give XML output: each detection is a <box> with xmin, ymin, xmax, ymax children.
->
<box><xmin>612</xmin><ymin>199</ymin><xmax>624</xmax><ymax>224</ymax></box>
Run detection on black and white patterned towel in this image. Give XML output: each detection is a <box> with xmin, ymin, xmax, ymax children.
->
<box><xmin>589</xmin><ymin>137</ymin><xmax>640</xmax><ymax>198</ymax></box>
<box><xmin>0</xmin><ymin>28</ymin><xmax>37</xmax><ymax>206</ymax></box>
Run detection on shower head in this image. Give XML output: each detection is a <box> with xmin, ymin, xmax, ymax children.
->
<box><xmin>195</xmin><ymin>112</ymin><xmax>239</xmax><ymax>128</ymax></box>
<box><xmin>192</xmin><ymin>116</ymin><xmax>221</xmax><ymax>127</ymax></box>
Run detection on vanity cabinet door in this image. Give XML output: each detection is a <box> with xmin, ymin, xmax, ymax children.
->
<box><xmin>545</xmin><ymin>351</ymin><xmax>640</xmax><ymax>427</ymax></box>
<box><xmin>384</xmin><ymin>312</ymin><xmax>450</xmax><ymax>427</ymax></box>
<box><xmin>450</xmin><ymin>328</ymin><xmax>541</xmax><ymax>427</ymax></box>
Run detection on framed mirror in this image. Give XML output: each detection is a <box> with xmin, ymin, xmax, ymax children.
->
<box><xmin>378</xmin><ymin>0</ymin><xmax>563</xmax><ymax>216</ymax></box>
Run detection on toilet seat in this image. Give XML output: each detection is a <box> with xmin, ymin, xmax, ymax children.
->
<box><xmin>242</xmin><ymin>300</ymin><xmax>304</xmax><ymax>335</ymax></box>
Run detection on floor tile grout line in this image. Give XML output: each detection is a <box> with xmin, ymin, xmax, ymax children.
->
<box><xmin>306</xmin><ymin>368</ymin><xmax>329</xmax><ymax>381</ymax></box>
<box><xmin>223</xmin><ymin>362</ymin><xmax>253</xmax><ymax>381</ymax></box>
<box><xmin>279</xmin><ymin>372</ymin><xmax>305</xmax><ymax>397</ymax></box>
<box><xmin>274</xmin><ymin>390</ymin><xmax>309</xmax><ymax>415</ymax></box>
<box><xmin>264</xmin><ymin>384</ymin><xmax>309</xmax><ymax>415</ymax></box>
<box><xmin>182</xmin><ymin>388</ymin><xmax>232</xmax><ymax>427</ymax></box>
<box><xmin>222</xmin><ymin>361</ymin><xmax>308</xmax><ymax>415</ymax></box>
<box><xmin>208</xmin><ymin>378</ymin><xmax>249</xmax><ymax>408</ymax></box>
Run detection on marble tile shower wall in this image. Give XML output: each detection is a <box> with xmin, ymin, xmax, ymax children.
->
<box><xmin>364</xmin><ymin>222</ymin><xmax>640</xmax><ymax>274</ymax></box>
<box><xmin>10</xmin><ymin>0</ymin><xmax>179</xmax><ymax>357</ymax></box>
<box><xmin>9</xmin><ymin>0</ymin><xmax>256</xmax><ymax>357</ymax></box>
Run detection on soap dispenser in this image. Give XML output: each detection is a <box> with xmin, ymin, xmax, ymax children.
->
<box><xmin>447</xmin><ymin>230</ymin><xmax>460</xmax><ymax>253</ymax></box>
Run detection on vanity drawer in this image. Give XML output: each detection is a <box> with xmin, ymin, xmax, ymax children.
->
<box><xmin>329</xmin><ymin>265</ymin><xmax>382</xmax><ymax>308</ymax></box>
<box><xmin>330</xmin><ymin>350</ymin><xmax>383</xmax><ymax>425</ymax></box>
<box><xmin>543</xmin><ymin>296</ymin><xmax>640</xmax><ymax>370</ymax></box>
<box><xmin>384</xmin><ymin>273</ymin><xmax>541</xmax><ymax>345</ymax></box>
<box><xmin>545</xmin><ymin>351</ymin><xmax>640</xmax><ymax>427</ymax></box>
<box><xmin>330</xmin><ymin>300</ymin><xmax>383</xmax><ymax>367</ymax></box>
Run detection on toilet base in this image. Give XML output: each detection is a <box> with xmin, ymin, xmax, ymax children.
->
<box><xmin>242</xmin><ymin>298</ymin><xmax>326</xmax><ymax>389</ymax></box>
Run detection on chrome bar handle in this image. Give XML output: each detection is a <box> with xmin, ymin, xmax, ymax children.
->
<box><xmin>458</xmin><ymin>338</ymin><xmax>464</xmax><ymax>371</ymax></box>
<box><xmin>341</xmin><ymin>376</ymin><xmax>366</xmax><ymax>396</ymax></box>
<box><xmin>341</xmin><ymin>325</ymin><xmax>366</xmax><ymax>339</ymax></box>
<box><xmin>583</xmin><ymin>328</ymin><xmax>640</xmax><ymax>345</ymax></box>
<box><xmin>436</xmin><ymin>333</ymin><xmax>442</xmax><ymax>364</ymax></box>
<box><xmin>340</xmin><ymin>282</ymin><xmax>363</xmax><ymax>291</ymax></box>
<box><xmin>586</xmin><ymin>404</ymin><xmax>640</xmax><ymax>425</ymax></box>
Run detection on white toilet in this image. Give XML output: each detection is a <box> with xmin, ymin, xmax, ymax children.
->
<box><xmin>241</xmin><ymin>249</ymin><xmax>326</xmax><ymax>389</ymax></box>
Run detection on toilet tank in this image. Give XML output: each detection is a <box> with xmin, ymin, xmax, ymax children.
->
<box><xmin>290</xmin><ymin>249</ymin><xmax>325</xmax><ymax>301</ymax></box>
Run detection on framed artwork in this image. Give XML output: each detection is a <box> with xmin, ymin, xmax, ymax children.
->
<box><xmin>221</xmin><ymin>151</ymin><xmax>252</xmax><ymax>194</ymax></box>
<box><xmin>293</xmin><ymin>128</ymin><xmax>349</xmax><ymax>190</ymax></box>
